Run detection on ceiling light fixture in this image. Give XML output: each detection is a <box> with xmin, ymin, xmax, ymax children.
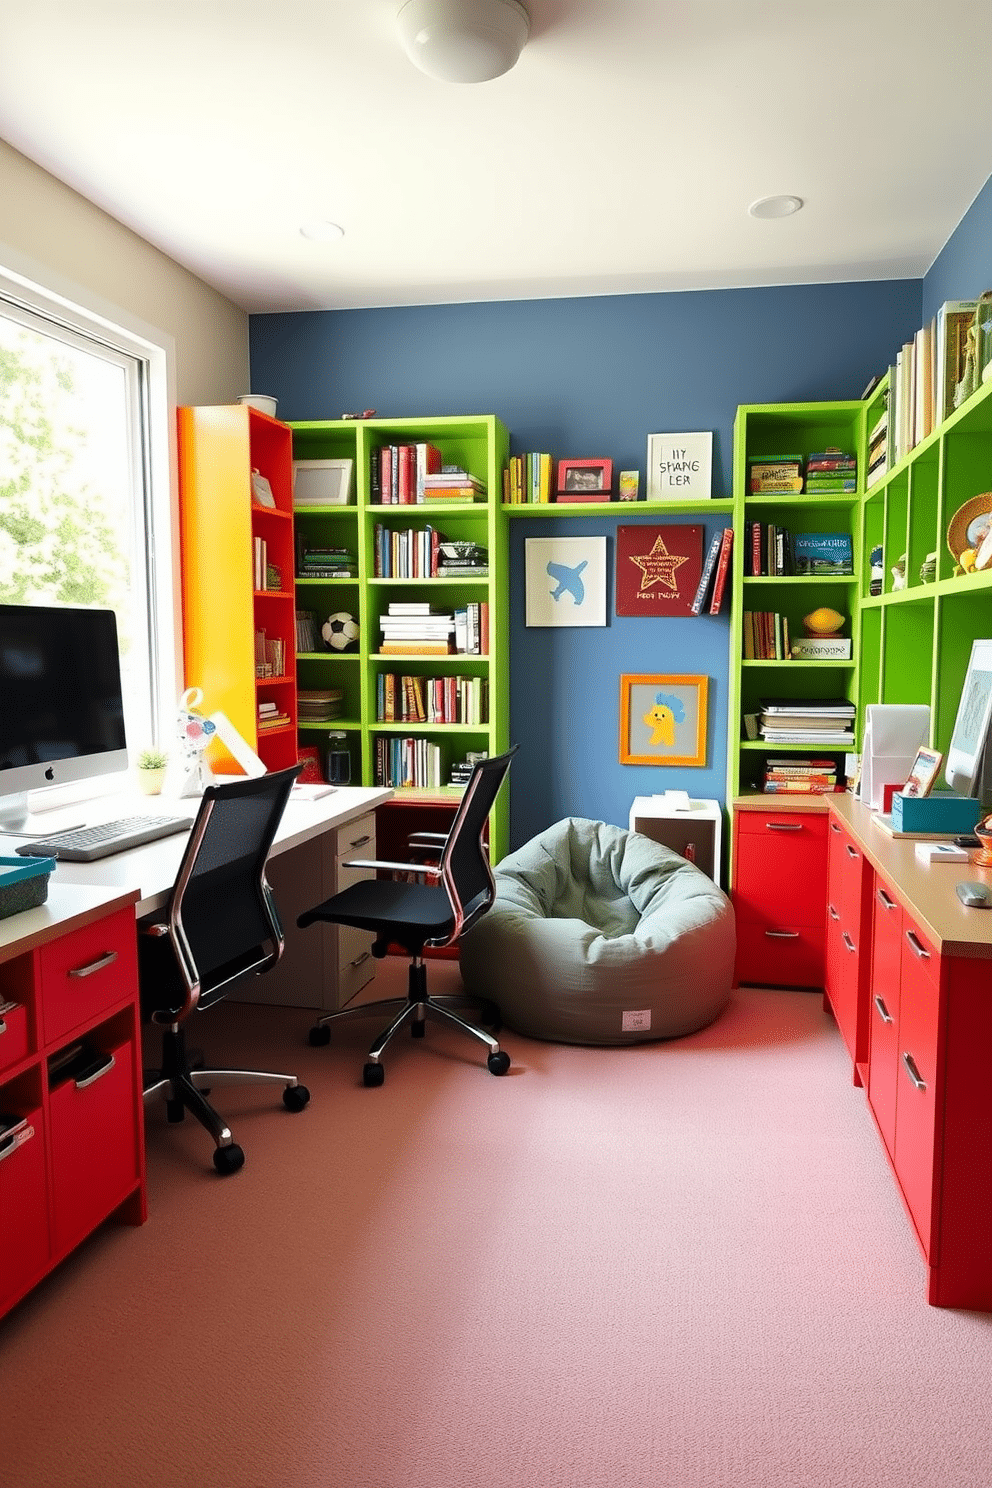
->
<box><xmin>748</xmin><ymin>195</ymin><xmax>804</xmax><ymax>220</ymax></box>
<box><xmin>300</xmin><ymin>221</ymin><xmax>345</xmax><ymax>242</ymax></box>
<box><xmin>396</xmin><ymin>0</ymin><xmax>530</xmax><ymax>84</ymax></box>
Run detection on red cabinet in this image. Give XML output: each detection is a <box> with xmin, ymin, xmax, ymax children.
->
<box><xmin>0</xmin><ymin>892</ymin><xmax>146</xmax><ymax>1322</ymax></box>
<box><xmin>823</xmin><ymin>815</ymin><xmax>870</xmax><ymax>1077</ymax></box>
<box><xmin>893</xmin><ymin>912</ymin><xmax>941</xmax><ymax>1253</ymax></box>
<box><xmin>732</xmin><ymin>808</ymin><xmax>827</xmax><ymax>986</ymax></box>
<box><xmin>866</xmin><ymin>878</ymin><xmax>902</xmax><ymax>1159</ymax></box>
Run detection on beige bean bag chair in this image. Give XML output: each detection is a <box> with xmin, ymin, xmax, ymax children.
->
<box><xmin>459</xmin><ymin>817</ymin><xmax>734</xmax><ymax>1045</ymax></box>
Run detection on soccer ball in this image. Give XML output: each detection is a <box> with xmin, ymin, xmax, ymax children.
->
<box><xmin>322</xmin><ymin>611</ymin><xmax>359</xmax><ymax>652</ymax></box>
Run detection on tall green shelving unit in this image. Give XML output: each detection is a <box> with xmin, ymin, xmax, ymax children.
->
<box><xmin>857</xmin><ymin>370</ymin><xmax>992</xmax><ymax>772</ymax></box>
<box><xmin>288</xmin><ymin>414</ymin><xmax>512</xmax><ymax>863</ymax></box>
<box><xmin>727</xmin><ymin>401</ymin><xmax>867</xmax><ymax>801</ymax></box>
<box><xmin>728</xmin><ymin>377</ymin><xmax>992</xmax><ymax>809</ymax></box>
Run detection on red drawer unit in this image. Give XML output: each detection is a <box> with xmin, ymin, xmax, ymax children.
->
<box><xmin>893</xmin><ymin>913</ymin><xmax>941</xmax><ymax>1256</ymax></box>
<box><xmin>38</xmin><ymin>907</ymin><xmax>138</xmax><ymax>1045</ymax></box>
<box><xmin>823</xmin><ymin>815</ymin><xmax>871</xmax><ymax>1076</ymax></box>
<box><xmin>866</xmin><ymin>877</ymin><xmax>903</xmax><ymax>1160</ymax></box>
<box><xmin>732</xmin><ymin>808</ymin><xmax>827</xmax><ymax>986</ymax></box>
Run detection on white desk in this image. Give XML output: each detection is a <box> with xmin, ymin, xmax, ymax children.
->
<box><xmin>0</xmin><ymin>784</ymin><xmax>394</xmax><ymax>1008</ymax></box>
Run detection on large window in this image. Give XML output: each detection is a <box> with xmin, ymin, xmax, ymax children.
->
<box><xmin>0</xmin><ymin>266</ymin><xmax>179</xmax><ymax>781</ymax></box>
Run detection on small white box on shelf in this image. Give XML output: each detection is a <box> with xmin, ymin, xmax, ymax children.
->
<box><xmin>629</xmin><ymin>795</ymin><xmax>723</xmax><ymax>886</ymax></box>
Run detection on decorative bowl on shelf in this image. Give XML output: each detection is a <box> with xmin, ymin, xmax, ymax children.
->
<box><xmin>946</xmin><ymin>492</ymin><xmax>992</xmax><ymax>563</ymax></box>
<box><xmin>974</xmin><ymin>817</ymin><xmax>992</xmax><ymax>868</ymax></box>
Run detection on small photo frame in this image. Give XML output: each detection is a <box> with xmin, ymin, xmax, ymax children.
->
<box><xmin>901</xmin><ymin>745</ymin><xmax>943</xmax><ymax>798</ymax></box>
<box><xmin>618</xmin><ymin>470</ymin><xmax>640</xmax><ymax>502</ymax></box>
<box><xmin>556</xmin><ymin>458</ymin><xmax>613</xmax><ymax>495</ymax></box>
<box><xmin>620</xmin><ymin>673</ymin><xmax>708</xmax><ymax>767</ymax></box>
<box><xmin>646</xmin><ymin>432</ymin><xmax>713</xmax><ymax>501</ymax></box>
<box><xmin>293</xmin><ymin>457</ymin><xmax>354</xmax><ymax>507</ymax></box>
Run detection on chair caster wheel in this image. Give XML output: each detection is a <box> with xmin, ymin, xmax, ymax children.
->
<box><xmin>308</xmin><ymin>1025</ymin><xmax>331</xmax><ymax>1046</ymax></box>
<box><xmin>213</xmin><ymin>1143</ymin><xmax>245</xmax><ymax>1175</ymax></box>
<box><xmin>363</xmin><ymin>1062</ymin><xmax>385</xmax><ymax>1087</ymax></box>
<box><xmin>488</xmin><ymin>1051</ymin><xmax>510</xmax><ymax>1076</ymax></box>
<box><xmin>283</xmin><ymin>1083</ymin><xmax>310</xmax><ymax>1112</ymax></box>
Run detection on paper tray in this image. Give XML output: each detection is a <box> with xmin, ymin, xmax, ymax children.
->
<box><xmin>0</xmin><ymin>855</ymin><xmax>56</xmax><ymax>920</ymax></box>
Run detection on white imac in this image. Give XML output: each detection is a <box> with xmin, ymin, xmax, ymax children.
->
<box><xmin>944</xmin><ymin>638</ymin><xmax>992</xmax><ymax>804</ymax></box>
<box><xmin>0</xmin><ymin>604</ymin><xmax>128</xmax><ymax>830</ymax></box>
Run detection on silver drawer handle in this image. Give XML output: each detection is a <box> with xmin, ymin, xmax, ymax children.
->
<box><xmin>68</xmin><ymin>950</ymin><xmax>119</xmax><ymax>979</ymax></box>
<box><xmin>350</xmin><ymin>950</ymin><xmax>371</xmax><ymax>968</ymax></box>
<box><xmin>75</xmin><ymin>1053</ymin><xmax>116</xmax><ymax>1089</ymax></box>
<box><xmin>842</xmin><ymin>931</ymin><xmax>856</xmax><ymax>953</ymax></box>
<box><xmin>877</xmin><ymin>888</ymin><xmax>897</xmax><ymax>911</ymax></box>
<box><xmin>901</xmin><ymin>1052</ymin><xmax>927</xmax><ymax>1092</ymax></box>
<box><xmin>765</xmin><ymin>822</ymin><xmax>802</xmax><ymax>831</ymax></box>
<box><xmin>765</xmin><ymin>930</ymin><xmax>800</xmax><ymax>939</ymax></box>
<box><xmin>0</xmin><ymin>1018</ymin><xmax>6</xmax><ymax>1036</ymax></box>
<box><xmin>347</xmin><ymin>834</ymin><xmax>372</xmax><ymax>850</ymax></box>
<box><xmin>874</xmin><ymin>995</ymin><xmax>893</xmax><ymax>1024</ymax></box>
<box><xmin>0</xmin><ymin>1123</ymin><xmax>35</xmax><ymax>1164</ymax></box>
<box><xmin>905</xmin><ymin>930</ymin><xmax>931</xmax><ymax>960</ymax></box>
<box><xmin>846</xmin><ymin>844</ymin><xmax>859</xmax><ymax>860</ymax></box>
<box><xmin>830</xmin><ymin>820</ymin><xmax>841</xmax><ymax>833</ymax></box>
<box><xmin>827</xmin><ymin>902</ymin><xmax>840</xmax><ymax>921</ymax></box>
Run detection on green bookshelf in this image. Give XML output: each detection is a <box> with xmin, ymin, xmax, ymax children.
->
<box><xmin>288</xmin><ymin>414</ymin><xmax>511</xmax><ymax>863</ymax></box>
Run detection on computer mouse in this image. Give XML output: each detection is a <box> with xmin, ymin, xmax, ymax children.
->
<box><xmin>955</xmin><ymin>880</ymin><xmax>992</xmax><ymax>908</ymax></box>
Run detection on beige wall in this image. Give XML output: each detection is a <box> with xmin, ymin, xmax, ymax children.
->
<box><xmin>0</xmin><ymin>140</ymin><xmax>248</xmax><ymax>405</ymax></box>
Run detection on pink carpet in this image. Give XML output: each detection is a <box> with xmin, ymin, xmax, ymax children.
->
<box><xmin>3</xmin><ymin>960</ymin><xmax>992</xmax><ymax>1488</ymax></box>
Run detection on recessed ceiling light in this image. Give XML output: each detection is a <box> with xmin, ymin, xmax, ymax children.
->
<box><xmin>300</xmin><ymin>221</ymin><xmax>345</xmax><ymax>242</ymax></box>
<box><xmin>748</xmin><ymin>195</ymin><xmax>804</xmax><ymax>220</ymax></box>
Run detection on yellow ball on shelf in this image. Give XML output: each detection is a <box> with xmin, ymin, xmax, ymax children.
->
<box><xmin>803</xmin><ymin>607</ymin><xmax>844</xmax><ymax>636</ymax></box>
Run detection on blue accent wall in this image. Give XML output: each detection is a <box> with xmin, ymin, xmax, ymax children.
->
<box><xmin>251</xmin><ymin>279</ymin><xmax>923</xmax><ymax>851</ymax></box>
<box><xmin>923</xmin><ymin>172</ymin><xmax>992</xmax><ymax>320</ymax></box>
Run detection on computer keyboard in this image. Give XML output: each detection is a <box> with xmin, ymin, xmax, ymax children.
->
<box><xmin>14</xmin><ymin>814</ymin><xmax>193</xmax><ymax>862</ymax></box>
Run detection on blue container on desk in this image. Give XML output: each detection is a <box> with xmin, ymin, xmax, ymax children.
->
<box><xmin>890</xmin><ymin>791</ymin><xmax>981</xmax><ymax>834</ymax></box>
<box><xmin>0</xmin><ymin>856</ymin><xmax>56</xmax><ymax>920</ymax></box>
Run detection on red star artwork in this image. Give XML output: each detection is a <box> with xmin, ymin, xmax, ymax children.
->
<box><xmin>616</xmin><ymin>524</ymin><xmax>703</xmax><ymax>616</ymax></box>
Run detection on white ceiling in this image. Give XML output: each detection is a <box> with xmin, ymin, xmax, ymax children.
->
<box><xmin>0</xmin><ymin>0</ymin><xmax>988</xmax><ymax>315</ymax></box>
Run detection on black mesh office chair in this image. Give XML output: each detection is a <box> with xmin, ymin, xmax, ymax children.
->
<box><xmin>140</xmin><ymin>765</ymin><xmax>310</xmax><ymax>1174</ymax></box>
<box><xmin>298</xmin><ymin>746</ymin><xmax>517</xmax><ymax>1087</ymax></box>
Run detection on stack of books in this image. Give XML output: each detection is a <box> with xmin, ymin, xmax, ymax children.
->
<box><xmin>376</xmin><ymin>673</ymin><xmax>488</xmax><ymax>725</ymax></box>
<box><xmin>374</xmin><ymin>735</ymin><xmax>442</xmax><ymax>789</ymax></box>
<box><xmin>437</xmin><ymin>539</ymin><xmax>488</xmax><ymax>577</ymax></box>
<box><xmin>453</xmin><ymin>601</ymin><xmax>489</xmax><ymax>655</ymax></box>
<box><xmin>378</xmin><ymin>602</ymin><xmax>455</xmax><ymax>656</ymax></box>
<box><xmin>760</xmin><ymin>757</ymin><xmax>841</xmax><ymax>794</ymax></box>
<box><xmin>421</xmin><ymin>466</ymin><xmax>486</xmax><ymax>503</ymax></box>
<box><xmin>297</xmin><ymin>688</ymin><xmax>344</xmax><ymax>723</ymax></box>
<box><xmin>296</xmin><ymin>543</ymin><xmax>356</xmax><ymax>578</ymax></box>
<box><xmin>373</xmin><ymin>522</ymin><xmax>443</xmax><ymax>578</ymax></box>
<box><xmin>758</xmin><ymin>697</ymin><xmax>856</xmax><ymax>745</ymax></box>
<box><xmin>690</xmin><ymin>528</ymin><xmax>734</xmax><ymax>614</ymax></box>
<box><xmin>449</xmin><ymin>750</ymin><xmax>489</xmax><ymax>788</ymax></box>
<box><xmin>257</xmin><ymin>700</ymin><xmax>291</xmax><ymax>732</ymax></box>
<box><xmin>370</xmin><ymin>442</ymin><xmax>442</xmax><ymax>504</ymax></box>
<box><xmin>804</xmin><ymin>449</ymin><xmax>857</xmax><ymax>494</ymax></box>
<box><xmin>743</xmin><ymin>610</ymin><xmax>791</xmax><ymax>660</ymax></box>
<box><xmin>747</xmin><ymin>454</ymin><xmax>804</xmax><ymax>494</ymax></box>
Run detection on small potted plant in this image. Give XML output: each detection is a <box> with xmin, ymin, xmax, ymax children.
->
<box><xmin>136</xmin><ymin>747</ymin><xmax>169</xmax><ymax>795</ymax></box>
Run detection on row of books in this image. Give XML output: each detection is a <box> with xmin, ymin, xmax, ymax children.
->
<box><xmin>747</xmin><ymin>449</ymin><xmax>858</xmax><ymax>494</ymax></box>
<box><xmin>368</xmin><ymin>444</ymin><xmax>489</xmax><ymax>505</ymax></box>
<box><xmin>376</xmin><ymin>672</ymin><xmax>488</xmax><ymax>725</ymax></box>
<box><xmin>252</xmin><ymin>535</ymin><xmax>282</xmax><ymax>591</ymax></box>
<box><xmin>296</xmin><ymin>542</ymin><xmax>356</xmax><ymax>578</ymax></box>
<box><xmin>253</xmin><ymin>629</ymin><xmax>287</xmax><ymax>678</ymax></box>
<box><xmin>743</xmin><ymin>610</ymin><xmax>791</xmax><ymax>660</ymax></box>
<box><xmin>504</xmin><ymin>452</ymin><xmax>553</xmax><ymax>504</ymax></box>
<box><xmin>758</xmin><ymin>757</ymin><xmax>844</xmax><ymax>795</ymax></box>
<box><xmin>867</xmin><ymin>298</ymin><xmax>992</xmax><ymax>485</ymax></box>
<box><xmin>298</xmin><ymin>688</ymin><xmax>343</xmax><ymax>723</ymax></box>
<box><xmin>747</xmin><ymin>524</ymin><xmax>853</xmax><ymax>576</ymax></box>
<box><xmin>757</xmin><ymin>697</ymin><xmax>855</xmax><ymax>745</ymax></box>
<box><xmin>373</xmin><ymin>735</ymin><xmax>443</xmax><ymax>790</ymax></box>
<box><xmin>690</xmin><ymin>528</ymin><xmax>734</xmax><ymax>614</ymax></box>
<box><xmin>373</xmin><ymin>525</ymin><xmax>489</xmax><ymax>579</ymax></box>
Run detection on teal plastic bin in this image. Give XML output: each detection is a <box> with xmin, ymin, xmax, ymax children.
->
<box><xmin>0</xmin><ymin>856</ymin><xmax>56</xmax><ymax>920</ymax></box>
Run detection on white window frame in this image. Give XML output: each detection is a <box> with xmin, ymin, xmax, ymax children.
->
<box><xmin>0</xmin><ymin>244</ymin><xmax>183</xmax><ymax>805</ymax></box>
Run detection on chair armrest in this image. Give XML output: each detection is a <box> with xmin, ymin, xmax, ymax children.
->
<box><xmin>408</xmin><ymin>831</ymin><xmax>448</xmax><ymax>847</ymax></box>
<box><xmin>344</xmin><ymin>857</ymin><xmax>442</xmax><ymax>878</ymax></box>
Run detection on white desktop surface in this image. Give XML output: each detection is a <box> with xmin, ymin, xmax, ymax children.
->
<box><xmin>0</xmin><ymin>783</ymin><xmax>393</xmax><ymax>921</ymax></box>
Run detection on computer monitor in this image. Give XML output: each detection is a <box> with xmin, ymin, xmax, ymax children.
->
<box><xmin>0</xmin><ymin>604</ymin><xmax>128</xmax><ymax>829</ymax></box>
<box><xmin>944</xmin><ymin>637</ymin><xmax>992</xmax><ymax>804</ymax></box>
